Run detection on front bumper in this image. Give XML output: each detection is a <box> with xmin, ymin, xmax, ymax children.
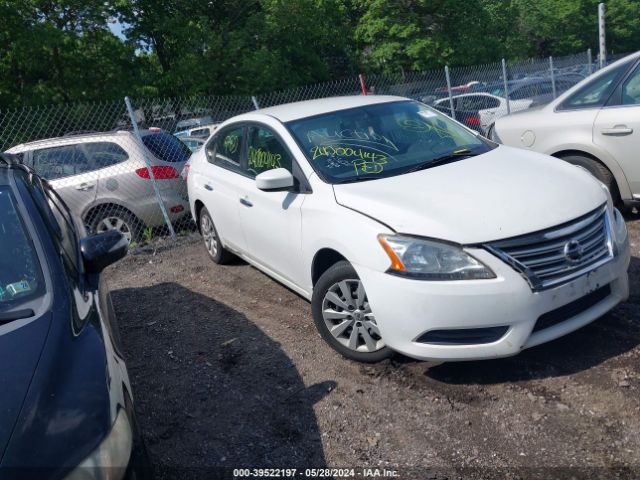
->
<box><xmin>355</xmin><ymin>228</ymin><xmax>630</xmax><ymax>362</ymax></box>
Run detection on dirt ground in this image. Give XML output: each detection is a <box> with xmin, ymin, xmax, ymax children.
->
<box><xmin>105</xmin><ymin>215</ymin><xmax>640</xmax><ymax>480</ymax></box>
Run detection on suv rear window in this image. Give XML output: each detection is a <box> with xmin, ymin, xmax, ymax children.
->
<box><xmin>0</xmin><ymin>187</ymin><xmax>45</xmax><ymax>311</ymax></box>
<box><xmin>142</xmin><ymin>132</ymin><xmax>191</xmax><ymax>163</ymax></box>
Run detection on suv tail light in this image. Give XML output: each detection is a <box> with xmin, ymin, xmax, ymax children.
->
<box><xmin>135</xmin><ymin>166</ymin><xmax>179</xmax><ymax>180</ymax></box>
<box><xmin>464</xmin><ymin>115</ymin><xmax>480</xmax><ymax>126</ymax></box>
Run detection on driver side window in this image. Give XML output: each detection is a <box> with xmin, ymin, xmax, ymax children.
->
<box><xmin>245</xmin><ymin>126</ymin><xmax>293</xmax><ymax>178</ymax></box>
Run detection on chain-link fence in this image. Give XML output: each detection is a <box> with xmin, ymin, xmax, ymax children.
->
<box><xmin>0</xmin><ymin>49</ymin><xmax>628</xmax><ymax>244</ymax></box>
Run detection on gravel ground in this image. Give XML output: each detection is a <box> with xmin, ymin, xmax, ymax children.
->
<box><xmin>105</xmin><ymin>215</ymin><xmax>640</xmax><ymax>480</ymax></box>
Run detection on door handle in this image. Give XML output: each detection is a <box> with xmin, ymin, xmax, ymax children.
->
<box><xmin>601</xmin><ymin>126</ymin><xmax>633</xmax><ymax>136</ymax></box>
<box><xmin>75</xmin><ymin>183</ymin><xmax>95</xmax><ymax>191</ymax></box>
<box><xmin>204</xmin><ymin>184</ymin><xmax>213</xmax><ymax>191</ymax></box>
<box><xmin>239</xmin><ymin>196</ymin><xmax>253</xmax><ymax>207</ymax></box>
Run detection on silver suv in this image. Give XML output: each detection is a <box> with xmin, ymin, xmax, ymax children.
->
<box><xmin>6</xmin><ymin>130</ymin><xmax>191</xmax><ymax>242</ymax></box>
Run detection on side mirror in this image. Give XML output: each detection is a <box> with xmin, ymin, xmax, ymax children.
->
<box><xmin>80</xmin><ymin>230</ymin><xmax>128</xmax><ymax>274</ymax></box>
<box><xmin>255</xmin><ymin>168</ymin><xmax>294</xmax><ymax>192</ymax></box>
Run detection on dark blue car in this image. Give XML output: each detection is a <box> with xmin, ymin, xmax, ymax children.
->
<box><xmin>0</xmin><ymin>154</ymin><xmax>148</xmax><ymax>479</ymax></box>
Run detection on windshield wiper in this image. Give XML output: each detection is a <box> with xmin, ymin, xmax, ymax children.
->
<box><xmin>404</xmin><ymin>149</ymin><xmax>479</xmax><ymax>174</ymax></box>
<box><xmin>0</xmin><ymin>308</ymin><xmax>35</xmax><ymax>324</ymax></box>
<box><xmin>333</xmin><ymin>175</ymin><xmax>383</xmax><ymax>185</ymax></box>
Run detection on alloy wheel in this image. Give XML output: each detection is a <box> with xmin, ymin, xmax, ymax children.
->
<box><xmin>97</xmin><ymin>216</ymin><xmax>133</xmax><ymax>244</ymax></box>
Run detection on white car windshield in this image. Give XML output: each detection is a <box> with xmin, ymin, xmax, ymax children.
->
<box><xmin>287</xmin><ymin>100</ymin><xmax>493</xmax><ymax>184</ymax></box>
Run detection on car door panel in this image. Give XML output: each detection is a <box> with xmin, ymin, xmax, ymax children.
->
<box><xmin>236</xmin><ymin>124</ymin><xmax>306</xmax><ymax>286</ymax></box>
<box><xmin>593</xmin><ymin>63</ymin><xmax>640</xmax><ymax>196</ymax></box>
<box><xmin>31</xmin><ymin>145</ymin><xmax>99</xmax><ymax>224</ymax></box>
<box><xmin>196</xmin><ymin>126</ymin><xmax>247</xmax><ymax>252</ymax></box>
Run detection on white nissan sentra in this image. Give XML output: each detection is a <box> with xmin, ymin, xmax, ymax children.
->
<box><xmin>186</xmin><ymin>95</ymin><xmax>630</xmax><ymax>363</ymax></box>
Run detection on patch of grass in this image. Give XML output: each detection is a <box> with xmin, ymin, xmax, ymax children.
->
<box><xmin>143</xmin><ymin>227</ymin><xmax>153</xmax><ymax>243</ymax></box>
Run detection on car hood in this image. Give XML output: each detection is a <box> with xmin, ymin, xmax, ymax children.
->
<box><xmin>0</xmin><ymin>313</ymin><xmax>51</xmax><ymax>461</ymax></box>
<box><xmin>332</xmin><ymin>145</ymin><xmax>607</xmax><ymax>244</ymax></box>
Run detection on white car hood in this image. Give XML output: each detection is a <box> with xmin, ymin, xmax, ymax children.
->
<box><xmin>332</xmin><ymin>145</ymin><xmax>607</xmax><ymax>244</ymax></box>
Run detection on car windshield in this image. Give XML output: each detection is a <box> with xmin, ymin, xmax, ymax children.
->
<box><xmin>142</xmin><ymin>132</ymin><xmax>192</xmax><ymax>163</ymax></box>
<box><xmin>286</xmin><ymin>100</ymin><xmax>492</xmax><ymax>183</ymax></box>
<box><xmin>0</xmin><ymin>187</ymin><xmax>45</xmax><ymax>312</ymax></box>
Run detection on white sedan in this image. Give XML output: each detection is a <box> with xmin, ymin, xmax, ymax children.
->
<box><xmin>493</xmin><ymin>51</ymin><xmax>640</xmax><ymax>209</ymax></box>
<box><xmin>432</xmin><ymin>93</ymin><xmax>532</xmax><ymax>133</ymax></box>
<box><xmin>187</xmin><ymin>95</ymin><xmax>629</xmax><ymax>363</ymax></box>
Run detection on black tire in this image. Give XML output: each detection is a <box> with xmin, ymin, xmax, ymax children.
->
<box><xmin>312</xmin><ymin>260</ymin><xmax>392</xmax><ymax>363</ymax></box>
<box><xmin>88</xmin><ymin>207</ymin><xmax>142</xmax><ymax>244</ymax></box>
<box><xmin>560</xmin><ymin>154</ymin><xmax>620</xmax><ymax>204</ymax></box>
<box><xmin>199</xmin><ymin>206</ymin><xmax>234</xmax><ymax>264</ymax></box>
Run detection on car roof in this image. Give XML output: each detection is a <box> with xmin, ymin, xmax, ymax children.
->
<box><xmin>243</xmin><ymin>95</ymin><xmax>407</xmax><ymax>123</ymax></box>
<box><xmin>4</xmin><ymin>129</ymin><xmax>163</xmax><ymax>154</ymax></box>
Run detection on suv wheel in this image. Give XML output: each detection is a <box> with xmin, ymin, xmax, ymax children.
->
<box><xmin>90</xmin><ymin>208</ymin><xmax>141</xmax><ymax>244</ymax></box>
<box><xmin>199</xmin><ymin>207</ymin><xmax>234</xmax><ymax>264</ymax></box>
<box><xmin>312</xmin><ymin>261</ymin><xmax>392</xmax><ymax>363</ymax></box>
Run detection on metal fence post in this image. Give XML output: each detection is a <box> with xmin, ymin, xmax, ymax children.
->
<box><xmin>444</xmin><ymin>66</ymin><xmax>455</xmax><ymax>120</ymax></box>
<box><xmin>501</xmin><ymin>59</ymin><xmax>510</xmax><ymax>114</ymax></box>
<box><xmin>251</xmin><ymin>96</ymin><xmax>260</xmax><ymax>110</ymax></box>
<box><xmin>124</xmin><ymin>96</ymin><xmax>177</xmax><ymax>241</ymax></box>
<box><xmin>587</xmin><ymin>48</ymin><xmax>593</xmax><ymax>74</ymax></box>
<box><xmin>549</xmin><ymin>56</ymin><xmax>557</xmax><ymax>99</ymax></box>
<box><xmin>599</xmin><ymin>3</ymin><xmax>607</xmax><ymax>69</ymax></box>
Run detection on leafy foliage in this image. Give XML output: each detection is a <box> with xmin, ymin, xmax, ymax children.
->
<box><xmin>0</xmin><ymin>0</ymin><xmax>638</xmax><ymax>108</ymax></box>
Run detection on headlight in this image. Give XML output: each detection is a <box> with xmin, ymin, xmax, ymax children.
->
<box><xmin>65</xmin><ymin>409</ymin><xmax>133</xmax><ymax>480</ymax></box>
<box><xmin>378</xmin><ymin>234</ymin><xmax>496</xmax><ymax>280</ymax></box>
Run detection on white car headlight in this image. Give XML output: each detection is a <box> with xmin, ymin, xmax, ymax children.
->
<box><xmin>65</xmin><ymin>409</ymin><xmax>133</xmax><ymax>480</ymax></box>
<box><xmin>378</xmin><ymin>234</ymin><xmax>496</xmax><ymax>280</ymax></box>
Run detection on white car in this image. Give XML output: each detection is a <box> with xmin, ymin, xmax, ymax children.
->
<box><xmin>187</xmin><ymin>95</ymin><xmax>630</xmax><ymax>363</ymax></box>
<box><xmin>432</xmin><ymin>93</ymin><xmax>532</xmax><ymax>133</ymax></box>
<box><xmin>492</xmin><ymin>51</ymin><xmax>640</xmax><ymax>210</ymax></box>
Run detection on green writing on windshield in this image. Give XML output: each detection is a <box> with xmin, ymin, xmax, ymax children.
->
<box><xmin>310</xmin><ymin>145</ymin><xmax>388</xmax><ymax>175</ymax></box>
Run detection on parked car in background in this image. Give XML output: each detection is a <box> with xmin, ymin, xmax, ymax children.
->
<box><xmin>431</xmin><ymin>93</ymin><xmax>533</xmax><ymax>133</ymax></box>
<box><xmin>484</xmin><ymin>76</ymin><xmax>578</xmax><ymax>105</ymax></box>
<box><xmin>6</xmin><ymin>130</ymin><xmax>191</xmax><ymax>243</ymax></box>
<box><xmin>180</xmin><ymin>136</ymin><xmax>206</xmax><ymax>152</ymax></box>
<box><xmin>0</xmin><ymin>154</ymin><xmax>148</xmax><ymax>478</ymax></box>
<box><xmin>492</xmin><ymin>51</ymin><xmax>640</xmax><ymax>210</ymax></box>
<box><xmin>188</xmin><ymin>95</ymin><xmax>629</xmax><ymax>363</ymax></box>
<box><xmin>174</xmin><ymin>123</ymin><xmax>220</xmax><ymax>139</ymax></box>
<box><xmin>174</xmin><ymin>116</ymin><xmax>213</xmax><ymax>134</ymax></box>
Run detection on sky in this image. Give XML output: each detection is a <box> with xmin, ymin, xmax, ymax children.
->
<box><xmin>108</xmin><ymin>20</ymin><xmax>127</xmax><ymax>40</ymax></box>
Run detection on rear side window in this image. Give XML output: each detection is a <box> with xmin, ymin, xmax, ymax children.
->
<box><xmin>0</xmin><ymin>187</ymin><xmax>45</xmax><ymax>311</ymax></box>
<box><xmin>32</xmin><ymin>145</ymin><xmax>91</xmax><ymax>180</ymax></box>
<box><xmin>559</xmin><ymin>65</ymin><xmax>628</xmax><ymax>110</ymax></box>
<box><xmin>85</xmin><ymin>142</ymin><xmax>129</xmax><ymax>169</ymax></box>
<box><xmin>207</xmin><ymin>126</ymin><xmax>244</xmax><ymax>173</ymax></box>
<box><xmin>142</xmin><ymin>132</ymin><xmax>191</xmax><ymax>163</ymax></box>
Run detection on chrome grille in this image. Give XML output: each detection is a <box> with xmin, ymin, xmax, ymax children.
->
<box><xmin>485</xmin><ymin>205</ymin><xmax>614</xmax><ymax>291</ymax></box>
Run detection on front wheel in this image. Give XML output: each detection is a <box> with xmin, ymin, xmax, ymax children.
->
<box><xmin>311</xmin><ymin>261</ymin><xmax>392</xmax><ymax>363</ymax></box>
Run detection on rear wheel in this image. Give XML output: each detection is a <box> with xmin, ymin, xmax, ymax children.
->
<box><xmin>199</xmin><ymin>207</ymin><xmax>234</xmax><ymax>264</ymax></box>
<box><xmin>560</xmin><ymin>154</ymin><xmax>620</xmax><ymax>204</ymax></box>
<box><xmin>312</xmin><ymin>261</ymin><xmax>392</xmax><ymax>363</ymax></box>
<box><xmin>89</xmin><ymin>207</ymin><xmax>142</xmax><ymax>244</ymax></box>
